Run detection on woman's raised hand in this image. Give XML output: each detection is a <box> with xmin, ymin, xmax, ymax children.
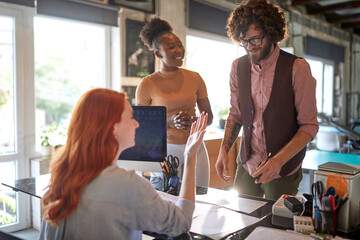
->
<box><xmin>184</xmin><ymin>112</ymin><xmax>208</xmax><ymax>159</ymax></box>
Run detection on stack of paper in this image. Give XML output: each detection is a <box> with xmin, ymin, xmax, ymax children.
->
<box><xmin>157</xmin><ymin>190</ymin><xmax>266</xmax><ymax>239</ymax></box>
<box><xmin>191</xmin><ymin>202</ymin><xmax>261</xmax><ymax>239</ymax></box>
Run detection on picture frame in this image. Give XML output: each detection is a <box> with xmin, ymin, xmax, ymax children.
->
<box><xmin>74</xmin><ymin>0</ymin><xmax>109</xmax><ymax>5</ymax></box>
<box><xmin>66</xmin><ymin>0</ymin><xmax>109</xmax><ymax>5</ymax></box>
<box><xmin>110</xmin><ymin>0</ymin><xmax>155</xmax><ymax>13</ymax></box>
<box><xmin>125</xmin><ymin>19</ymin><xmax>155</xmax><ymax>77</ymax></box>
<box><xmin>88</xmin><ymin>0</ymin><xmax>108</xmax><ymax>4</ymax></box>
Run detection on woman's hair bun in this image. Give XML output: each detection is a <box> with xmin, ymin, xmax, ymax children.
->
<box><xmin>139</xmin><ymin>17</ymin><xmax>173</xmax><ymax>50</ymax></box>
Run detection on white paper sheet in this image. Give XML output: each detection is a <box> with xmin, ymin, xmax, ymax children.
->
<box><xmin>158</xmin><ymin>191</ymin><xmax>263</xmax><ymax>238</ymax></box>
<box><xmin>246</xmin><ymin>227</ymin><xmax>313</xmax><ymax>240</ymax></box>
<box><xmin>196</xmin><ymin>188</ymin><xmax>267</xmax><ymax>214</ymax></box>
<box><xmin>246</xmin><ymin>227</ymin><xmax>348</xmax><ymax>240</ymax></box>
<box><xmin>191</xmin><ymin>202</ymin><xmax>261</xmax><ymax>239</ymax></box>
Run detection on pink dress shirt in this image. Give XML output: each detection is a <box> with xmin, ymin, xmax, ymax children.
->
<box><xmin>228</xmin><ymin>46</ymin><xmax>319</xmax><ymax>178</ymax></box>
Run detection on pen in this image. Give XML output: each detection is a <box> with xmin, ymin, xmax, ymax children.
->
<box><xmin>163</xmin><ymin>160</ymin><xmax>170</xmax><ymax>173</ymax></box>
<box><xmin>330</xmin><ymin>195</ymin><xmax>337</xmax><ymax>236</ymax></box>
<box><xmin>255</xmin><ymin>153</ymin><xmax>272</xmax><ymax>182</ymax></box>
<box><xmin>257</xmin><ymin>152</ymin><xmax>272</xmax><ymax>168</ymax></box>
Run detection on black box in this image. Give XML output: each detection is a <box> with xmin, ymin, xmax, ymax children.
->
<box><xmin>284</xmin><ymin>197</ymin><xmax>303</xmax><ymax>213</ymax></box>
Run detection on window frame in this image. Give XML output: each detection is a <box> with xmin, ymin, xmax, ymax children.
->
<box><xmin>0</xmin><ymin>2</ymin><xmax>34</xmax><ymax>232</ymax></box>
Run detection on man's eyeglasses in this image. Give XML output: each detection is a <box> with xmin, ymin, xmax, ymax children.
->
<box><xmin>239</xmin><ymin>35</ymin><xmax>265</xmax><ymax>48</ymax></box>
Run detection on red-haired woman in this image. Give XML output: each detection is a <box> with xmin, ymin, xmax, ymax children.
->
<box><xmin>39</xmin><ymin>88</ymin><xmax>208</xmax><ymax>239</ymax></box>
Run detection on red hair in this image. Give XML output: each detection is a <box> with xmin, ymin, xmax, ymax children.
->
<box><xmin>41</xmin><ymin>88</ymin><xmax>126</xmax><ymax>225</ymax></box>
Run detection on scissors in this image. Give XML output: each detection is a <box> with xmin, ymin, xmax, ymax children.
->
<box><xmin>312</xmin><ymin>181</ymin><xmax>324</xmax><ymax>232</ymax></box>
<box><xmin>312</xmin><ymin>181</ymin><xmax>324</xmax><ymax>200</ymax></box>
<box><xmin>166</xmin><ymin>155</ymin><xmax>180</xmax><ymax>176</ymax></box>
<box><xmin>326</xmin><ymin>186</ymin><xmax>335</xmax><ymax>196</ymax></box>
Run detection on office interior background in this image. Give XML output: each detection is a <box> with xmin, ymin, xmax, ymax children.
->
<box><xmin>1</xmin><ymin>0</ymin><xmax>360</xmax><ymax>237</ymax></box>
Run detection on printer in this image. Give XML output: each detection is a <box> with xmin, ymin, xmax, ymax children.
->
<box><xmin>314</xmin><ymin>162</ymin><xmax>360</xmax><ymax>233</ymax></box>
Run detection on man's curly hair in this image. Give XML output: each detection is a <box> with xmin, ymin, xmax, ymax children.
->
<box><xmin>139</xmin><ymin>17</ymin><xmax>173</xmax><ymax>51</ymax></box>
<box><xmin>227</xmin><ymin>0</ymin><xmax>288</xmax><ymax>44</ymax></box>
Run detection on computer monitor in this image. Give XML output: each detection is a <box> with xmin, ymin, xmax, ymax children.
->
<box><xmin>117</xmin><ymin>105</ymin><xmax>166</xmax><ymax>172</ymax></box>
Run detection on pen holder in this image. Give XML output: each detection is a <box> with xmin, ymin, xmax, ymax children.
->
<box><xmin>162</xmin><ymin>172</ymin><xmax>170</xmax><ymax>192</ymax></box>
<box><xmin>166</xmin><ymin>176</ymin><xmax>180</xmax><ymax>195</ymax></box>
<box><xmin>317</xmin><ymin>208</ymin><xmax>337</xmax><ymax>236</ymax></box>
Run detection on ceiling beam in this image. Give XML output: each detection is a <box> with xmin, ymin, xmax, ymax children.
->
<box><xmin>326</xmin><ymin>13</ymin><xmax>360</xmax><ymax>23</ymax></box>
<box><xmin>341</xmin><ymin>21</ymin><xmax>360</xmax><ymax>29</ymax></box>
<box><xmin>308</xmin><ymin>1</ymin><xmax>360</xmax><ymax>15</ymax></box>
<box><xmin>291</xmin><ymin>0</ymin><xmax>327</xmax><ymax>6</ymax></box>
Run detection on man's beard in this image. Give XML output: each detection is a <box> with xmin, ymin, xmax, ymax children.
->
<box><xmin>247</xmin><ymin>41</ymin><xmax>273</xmax><ymax>64</ymax></box>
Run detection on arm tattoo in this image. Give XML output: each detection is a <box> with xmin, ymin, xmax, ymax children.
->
<box><xmin>221</xmin><ymin>119</ymin><xmax>241</xmax><ymax>153</ymax></box>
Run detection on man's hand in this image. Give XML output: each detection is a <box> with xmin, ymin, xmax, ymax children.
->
<box><xmin>215</xmin><ymin>149</ymin><xmax>232</xmax><ymax>182</ymax></box>
<box><xmin>252</xmin><ymin>130</ymin><xmax>312</xmax><ymax>183</ymax></box>
<box><xmin>251</xmin><ymin>156</ymin><xmax>282</xmax><ymax>183</ymax></box>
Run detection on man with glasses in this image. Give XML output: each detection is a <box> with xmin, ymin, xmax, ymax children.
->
<box><xmin>215</xmin><ymin>0</ymin><xmax>318</xmax><ymax>200</ymax></box>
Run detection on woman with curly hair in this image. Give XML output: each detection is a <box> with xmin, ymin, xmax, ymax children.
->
<box><xmin>39</xmin><ymin>88</ymin><xmax>208</xmax><ymax>239</ymax></box>
<box><xmin>136</xmin><ymin>17</ymin><xmax>213</xmax><ymax>188</ymax></box>
<box><xmin>216</xmin><ymin>0</ymin><xmax>318</xmax><ymax>200</ymax></box>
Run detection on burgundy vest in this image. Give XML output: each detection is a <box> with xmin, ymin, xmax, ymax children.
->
<box><xmin>237</xmin><ymin>50</ymin><xmax>306</xmax><ymax>177</ymax></box>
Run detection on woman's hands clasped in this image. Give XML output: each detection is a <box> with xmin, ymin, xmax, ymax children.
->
<box><xmin>169</xmin><ymin>111</ymin><xmax>193</xmax><ymax>130</ymax></box>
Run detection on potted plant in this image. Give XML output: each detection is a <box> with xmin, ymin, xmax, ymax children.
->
<box><xmin>215</xmin><ymin>106</ymin><xmax>229</xmax><ymax>129</ymax></box>
<box><xmin>39</xmin><ymin>123</ymin><xmax>67</xmax><ymax>158</ymax></box>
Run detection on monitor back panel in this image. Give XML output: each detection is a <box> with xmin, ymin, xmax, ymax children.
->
<box><xmin>119</xmin><ymin>105</ymin><xmax>167</xmax><ymax>162</ymax></box>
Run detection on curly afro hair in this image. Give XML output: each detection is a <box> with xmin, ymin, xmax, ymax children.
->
<box><xmin>139</xmin><ymin>17</ymin><xmax>173</xmax><ymax>51</ymax></box>
<box><xmin>227</xmin><ymin>0</ymin><xmax>288</xmax><ymax>44</ymax></box>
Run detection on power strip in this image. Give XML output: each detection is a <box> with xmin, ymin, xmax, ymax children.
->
<box><xmin>272</xmin><ymin>194</ymin><xmax>304</xmax><ymax>218</ymax></box>
<box><xmin>293</xmin><ymin>215</ymin><xmax>314</xmax><ymax>232</ymax></box>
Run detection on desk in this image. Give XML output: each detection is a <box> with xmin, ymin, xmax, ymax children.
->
<box><xmin>302</xmin><ymin>150</ymin><xmax>360</xmax><ymax>170</ymax></box>
<box><xmin>204</xmin><ymin>128</ymin><xmax>240</xmax><ymax>189</ymax></box>
<box><xmin>1</xmin><ymin>174</ymin><xmax>50</xmax><ymax>199</ymax></box>
<box><xmin>1</xmin><ymin>175</ymin><xmax>279</xmax><ymax>239</ymax></box>
<box><xmin>3</xmin><ymin>175</ymin><xmax>359</xmax><ymax>239</ymax></box>
<box><xmin>302</xmin><ymin>150</ymin><xmax>360</xmax><ymax>192</ymax></box>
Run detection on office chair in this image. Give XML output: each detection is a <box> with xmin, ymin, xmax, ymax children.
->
<box><xmin>351</xmin><ymin>121</ymin><xmax>360</xmax><ymax>150</ymax></box>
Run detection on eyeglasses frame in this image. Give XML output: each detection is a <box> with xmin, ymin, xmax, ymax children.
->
<box><xmin>239</xmin><ymin>35</ymin><xmax>266</xmax><ymax>48</ymax></box>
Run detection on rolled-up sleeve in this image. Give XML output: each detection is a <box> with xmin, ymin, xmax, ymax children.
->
<box><xmin>130</xmin><ymin>177</ymin><xmax>195</xmax><ymax>237</ymax></box>
<box><xmin>292</xmin><ymin>58</ymin><xmax>319</xmax><ymax>139</ymax></box>
<box><xmin>228</xmin><ymin>58</ymin><xmax>243</xmax><ymax>125</ymax></box>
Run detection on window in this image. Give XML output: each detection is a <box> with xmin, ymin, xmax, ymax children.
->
<box><xmin>0</xmin><ymin>17</ymin><xmax>15</xmax><ymax>154</ymax></box>
<box><xmin>0</xmin><ymin>6</ymin><xmax>29</xmax><ymax>231</ymax></box>
<box><xmin>306</xmin><ymin>57</ymin><xmax>334</xmax><ymax>116</ymax></box>
<box><xmin>34</xmin><ymin>16</ymin><xmax>109</xmax><ymax>149</ymax></box>
<box><xmin>186</xmin><ymin>34</ymin><xmax>246</xmax><ymax>126</ymax></box>
<box><xmin>1</xmin><ymin>6</ymin><xmax>117</xmax><ymax>232</ymax></box>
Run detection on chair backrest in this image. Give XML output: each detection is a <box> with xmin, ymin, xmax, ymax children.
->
<box><xmin>351</xmin><ymin>121</ymin><xmax>360</xmax><ymax>133</ymax></box>
<box><xmin>0</xmin><ymin>230</ymin><xmax>23</xmax><ymax>240</ymax></box>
